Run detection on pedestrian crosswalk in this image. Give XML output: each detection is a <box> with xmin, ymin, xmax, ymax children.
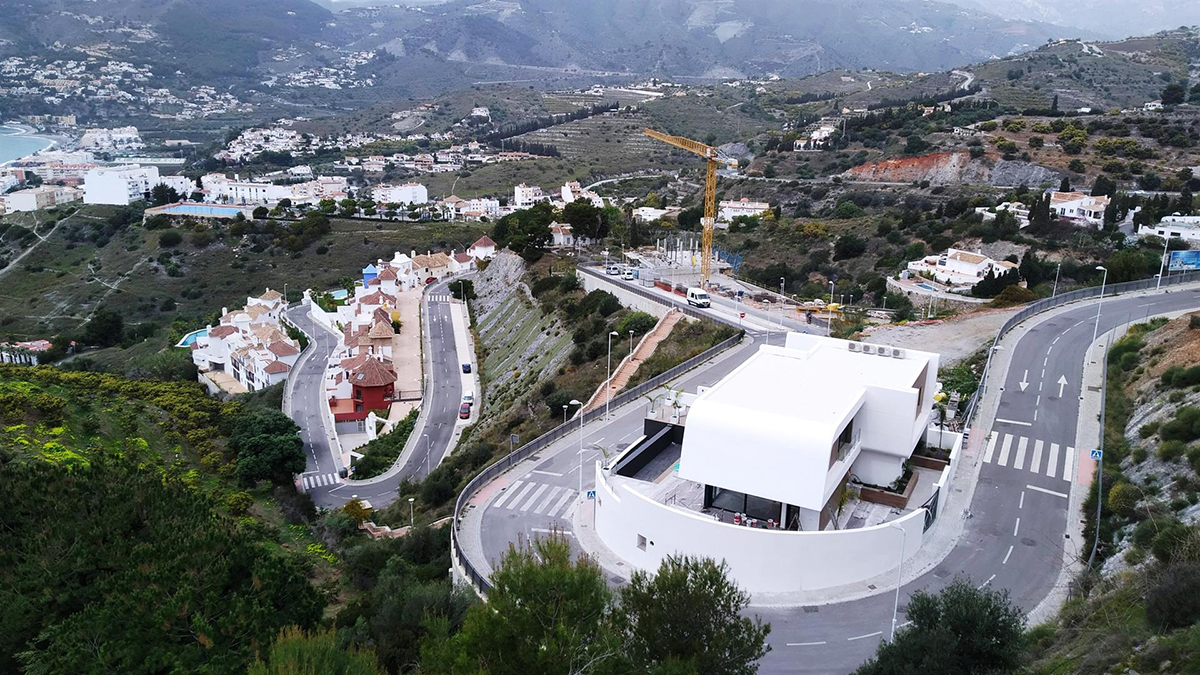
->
<box><xmin>491</xmin><ymin>479</ymin><xmax>578</xmax><ymax>518</ymax></box>
<box><xmin>428</xmin><ymin>294</ymin><xmax>452</xmax><ymax>302</ymax></box>
<box><xmin>302</xmin><ymin>473</ymin><xmax>342</xmax><ymax>489</ymax></box>
<box><xmin>984</xmin><ymin>432</ymin><xmax>1074</xmax><ymax>482</ymax></box>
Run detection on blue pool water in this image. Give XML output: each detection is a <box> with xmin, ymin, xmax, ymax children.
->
<box><xmin>176</xmin><ymin>328</ymin><xmax>207</xmax><ymax>347</ymax></box>
<box><xmin>330</xmin><ymin>289</ymin><xmax>349</xmax><ymax>300</ymax></box>
<box><xmin>158</xmin><ymin>203</ymin><xmax>247</xmax><ymax>218</ymax></box>
<box><xmin>917</xmin><ymin>283</ymin><xmax>936</xmax><ymax>291</ymax></box>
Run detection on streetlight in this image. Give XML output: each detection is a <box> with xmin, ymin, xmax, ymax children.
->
<box><xmin>569</xmin><ymin>399</ymin><xmax>584</xmax><ymax>497</ymax></box>
<box><xmin>628</xmin><ymin>329</ymin><xmax>634</xmax><ymax>357</ymax></box>
<box><xmin>1092</xmin><ymin>265</ymin><xmax>1108</xmax><ymax>346</ymax></box>
<box><xmin>408</xmin><ymin>496</ymin><xmax>415</xmax><ymax>528</ymax></box>
<box><xmin>563</xmin><ymin>403</ymin><xmax>569</xmax><ymax>426</ymax></box>
<box><xmin>828</xmin><ymin>280</ymin><xmax>836</xmax><ymax>336</ymax></box>
<box><xmin>606</xmin><ymin>331</ymin><xmax>619</xmax><ymax>419</ymax></box>
<box><xmin>887</xmin><ymin>521</ymin><xmax>907</xmax><ymax>641</ymax></box>
<box><xmin>1052</xmin><ymin>261</ymin><xmax>1061</xmax><ymax>298</ymax></box>
<box><xmin>1156</xmin><ymin>235</ymin><xmax>1170</xmax><ymax>290</ymax></box>
<box><xmin>422</xmin><ymin>433</ymin><xmax>430</xmax><ymax>477</ymax></box>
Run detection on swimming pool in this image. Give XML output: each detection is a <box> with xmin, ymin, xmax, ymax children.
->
<box><xmin>917</xmin><ymin>283</ymin><xmax>936</xmax><ymax>291</ymax></box>
<box><xmin>330</xmin><ymin>289</ymin><xmax>349</xmax><ymax>300</ymax></box>
<box><xmin>156</xmin><ymin>203</ymin><xmax>249</xmax><ymax>218</ymax></box>
<box><xmin>176</xmin><ymin>328</ymin><xmax>207</xmax><ymax>347</ymax></box>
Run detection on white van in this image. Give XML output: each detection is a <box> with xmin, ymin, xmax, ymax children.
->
<box><xmin>621</xmin><ymin>267</ymin><xmax>636</xmax><ymax>280</ymax></box>
<box><xmin>686</xmin><ymin>287</ymin><xmax>711</xmax><ymax>308</ymax></box>
<box><xmin>605</xmin><ymin>263</ymin><xmax>622</xmax><ymax>276</ymax></box>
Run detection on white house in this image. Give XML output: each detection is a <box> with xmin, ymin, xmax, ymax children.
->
<box><xmin>190</xmin><ymin>289</ymin><xmax>300</xmax><ymax>393</ymax></box>
<box><xmin>372</xmin><ymin>182</ymin><xmax>429</xmax><ymax>206</ymax></box>
<box><xmin>718</xmin><ymin>197</ymin><xmax>771</xmax><ymax>223</ymax></box>
<box><xmin>633</xmin><ymin>207</ymin><xmax>669</xmax><ymax>223</ymax></box>
<box><xmin>906</xmin><ymin>248</ymin><xmax>1018</xmax><ymax>288</ymax></box>
<box><xmin>1</xmin><ymin>186</ymin><xmax>81</xmax><ymax>212</ymax></box>
<box><xmin>1050</xmin><ymin>191</ymin><xmax>1110</xmax><ymax>227</ymax></box>
<box><xmin>561</xmin><ymin>181</ymin><xmax>604</xmax><ymax>208</ymax></box>
<box><xmin>1139</xmin><ymin>216</ymin><xmax>1200</xmax><ymax>244</ymax></box>
<box><xmin>459</xmin><ymin>197</ymin><xmax>500</xmax><ymax>221</ymax></box>
<box><xmin>467</xmin><ymin>235</ymin><xmax>496</xmax><ymax>260</ymax></box>
<box><xmin>157</xmin><ymin>175</ymin><xmax>196</xmax><ymax>197</ymax></box>
<box><xmin>0</xmin><ymin>339</ymin><xmax>53</xmax><ymax>365</ymax></box>
<box><xmin>199</xmin><ymin>173</ymin><xmax>293</xmax><ymax>205</ymax></box>
<box><xmin>83</xmin><ymin>164</ymin><xmax>160</xmax><ymax>205</ymax></box>
<box><xmin>679</xmin><ymin>334</ymin><xmax>938</xmax><ymax>531</ymax></box>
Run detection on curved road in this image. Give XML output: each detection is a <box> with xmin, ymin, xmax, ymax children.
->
<box><xmin>287</xmin><ymin>278</ymin><xmax>466</xmax><ymax>509</ymax></box>
<box><xmin>460</xmin><ymin>281</ymin><xmax>1200</xmax><ymax>673</ymax></box>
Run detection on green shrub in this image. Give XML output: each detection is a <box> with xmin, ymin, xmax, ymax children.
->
<box><xmin>1147</xmin><ymin>562</ymin><xmax>1200</xmax><ymax>629</ymax></box>
<box><xmin>1133</xmin><ymin>518</ymin><xmax>1176</xmax><ymax>548</ymax></box>
<box><xmin>1107</xmin><ymin>482</ymin><xmax>1140</xmax><ymax>516</ymax></box>
<box><xmin>614</xmin><ymin>311</ymin><xmax>658</xmax><ymax>337</ymax></box>
<box><xmin>1161</xmin><ymin>407</ymin><xmax>1200</xmax><ymax>443</ymax></box>
<box><xmin>1151</xmin><ymin>522</ymin><xmax>1192</xmax><ymax>562</ymax></box>
<box><xmin>1140</xmin><ymin>421</ymin><xmax>1160</xmax><ymax>438</ymax></box>
<box><xmin>158</xmin><ymin>230</ymin><xmax>183</xmax><ymax>248</ymax></box>
<box><xmin>1159</xmin><ymin>440</ymin><xmax>1187</xmax><ymax>461</ymax></box>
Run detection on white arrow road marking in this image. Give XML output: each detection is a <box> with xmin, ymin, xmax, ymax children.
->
<box><xmin>1019</xmin><ymin>370</ymin><xmax>1029</xmax><ymax>392</ymax></box>
<box><xmin>1057</xmin><ymin>375</ymin><xmax>1068</xmax><ymax>397</ymax></box>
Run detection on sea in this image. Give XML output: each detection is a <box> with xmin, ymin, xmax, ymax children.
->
<box><xmin>0</xmin><ymin>125</ymin><xmax>53</xmax><ymax>164</ymax></box>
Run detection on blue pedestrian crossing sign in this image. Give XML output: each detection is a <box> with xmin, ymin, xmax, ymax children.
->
<box><xmin>586</xmin><ymin>490</ymin><xmax>596</xmax><ymax>500</ymax></box>
<box><xmin>1090</xmin><ymin>449</ymin><xmax>1103</xmax><ymax>460</ymax></box>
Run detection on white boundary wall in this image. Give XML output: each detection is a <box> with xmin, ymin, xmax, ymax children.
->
<box><xmin>593</xmin><ymin>427</ymin><xmax>961</xmax><ymax>594</ymax></box>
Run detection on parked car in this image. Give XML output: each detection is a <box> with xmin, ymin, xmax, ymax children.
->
<box><xmin>462</xmin><ymin>362</ymin><xmax>471</xmax><ymax>374</ymax></box>
<box><xmin>621</xmin><ymin>268</ymin><xmax>636</xmax><ymax>280</ymax></box>
<box><xmin>425</xmin><ymin>276</ymin><xmax>437</xmax><ymax>284</ymax></box>
<box><xmin>462</xmin><ymin>393</ymin><xmax>474</xmax><ymax>406</ymax></box>
<box><xmin>605</xmin><ymin>264</ymin><xmax>621</xmax><ymax>275</ymax></box>
<box><xmin>459</xmin><ymin>403</ymin><xmax>471</xmax><ymax>419</ymax></box>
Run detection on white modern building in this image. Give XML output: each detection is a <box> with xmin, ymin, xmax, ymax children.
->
<box><xmin>79</xmin><ymin>126</ymin><xmax>143</xmax><ymax>152</ymax></box>
<box><xmin>513</xmin><ymin>183</ymin><xmax>548</xmax><ymax>209</ymax></box>
<box><xmin>83</xmin><ymin>164</ymin><xmax>160</xmax><ymax>205</ymax></box>
<box><xmin>1139</xmin><ymin>216</ymin><xmax>1200</xmax><ymax>244</ymax></box>
<box><xmin>372</xmin><ymin>182</ymin><xmax>429</xmax><ymax>205</ymax></box>
<box><xmin>592</xmin><ymin>333</ymin><xmax>960</xmax><ymax>595</ymax></box>
<box><xmin>562</xmin><ymin>181</ymin><xmax>604</xmax><ymax>208</ymax></box>
<box><xmin>190</xmin><ymin>289</ymin><xmax>300</xmax><ymax>394</ymax></box>
<box><xmin>906</xmin><ymin>248</ymin><xmax>1018</xmax><ymax>288</ymax></box>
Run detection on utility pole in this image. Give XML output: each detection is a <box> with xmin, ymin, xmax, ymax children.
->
<box><xmin>1157</xmin><ymin>235</ymin><xmax>1170</xmax><ymax>290</ymax></box>
<box><xmin>1052</xmin><ymin>261</ymin><xmax>1061</xmax><ymax>298</ymax></box>
<box><xmin>606</xmin><ymin>331</ymin><xmax>619</xmax><ymax>419</ymax></box>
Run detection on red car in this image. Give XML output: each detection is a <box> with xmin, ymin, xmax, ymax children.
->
<box><xmin>426</xmin><ymin>277</ymin><xmax>437</xmax><ymax>284</ymax></box>
<box><xmin>459</xmin><ymin>403</ymin><xmax>471</xmax><ymax>419</ymax></box>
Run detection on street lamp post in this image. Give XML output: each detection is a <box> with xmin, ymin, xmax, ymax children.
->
<box><xmin>1157</xmin><ymin>235</ymin><xmax>1170</xmax><ymax>290</ymax></box>
<box><xmin>606</xmin><ymin>331</ymin><xmax>619</xmax><ymax>419</ymax></box>
<box><xmin>422</xmin><ymin>433</ymin><xmax>430</xmax><ymax>477</ymax></box>
<box><xmin>563</xmin><ymin>404</ymin><xmax>569</xmax><ymax>426</ymax></box>
<box><xmin>1091</xmin><ymin>265</ymin><xmax>1109</xmax><ymax>346</ymax></box>
<box><xmin>408</xmin><ymin>497</ymin><xmax>415</xmax><ymax>528</ymax></box>
<box><xmin>570</xmin><ymin>399</ymin><xmax>584</xmax><ymax>497</ymax></box>
<box><xmin>1052</xmin><ymin>261</ymin><xmax>1061</xmax><ymax>298</ymax></box>
<box><xmin>887</xmin><ymin>522</ymin><xmax>907</xmax><ymax>641</ymax></box>
<box><xmin>628</xmin><ymin>329</ymin><xmax>634</xmax><ymax>356</ymax></box>
<box><xmin>828</xmin><ymin>280</ymin><xmax>835</xmax><ymax>336</ymax></box>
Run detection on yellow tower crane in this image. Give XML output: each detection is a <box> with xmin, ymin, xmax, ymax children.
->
<box><xmin>642</xmin><ymin>128</ymin><xmax>736</xmax><ymax>285</ymax></box>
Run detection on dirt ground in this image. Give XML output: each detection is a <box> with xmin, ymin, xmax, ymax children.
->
<box><xmin>859</xmin><ymin>307</ymin><xmax>1017</xmax><ymax>364</ymax></box>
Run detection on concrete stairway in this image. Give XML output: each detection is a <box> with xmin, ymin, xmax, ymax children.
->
<box><xmin>583</xmin><ymin>309</ymin><xmax>683</xmax><ymax>414</ymax></box>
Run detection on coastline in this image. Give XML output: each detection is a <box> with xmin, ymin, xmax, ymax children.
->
<box><xmin>0</xmin><ymin>123</ymin><xmax>62</xmax><ymax>166</ymax></box>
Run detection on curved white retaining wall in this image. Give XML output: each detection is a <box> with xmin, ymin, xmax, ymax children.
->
<box><xmin>593</xmin><ymin>464</ymin><xmax>928</xmax><ymax>594</ymax></box>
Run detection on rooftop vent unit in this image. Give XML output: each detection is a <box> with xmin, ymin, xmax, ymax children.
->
<box><xmin>877</xmin><ymin>346</ymin><xmax>892</xmax><ymax>357</ymax></box>
<box><xmin>893</xmin><ymin>348</ymin><xmax>906</xmax><ymax>359</ymax></box>
<box><xmin>862</xmin><ymin>344</ymin><xmax>876</xmax><ymax>355</ymax></box>
<box><xmin>848</xmin><ymin>342</ymin><xmax>861</xmax><ymax>352</ymax></box>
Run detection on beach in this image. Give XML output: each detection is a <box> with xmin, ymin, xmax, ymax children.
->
<box><xmin>0</xmin><ymin>123</ymin><xmax>61</xmax><ymax>165</ymax></box>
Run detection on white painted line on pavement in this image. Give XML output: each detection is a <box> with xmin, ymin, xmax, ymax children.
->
<box><xmin>1026</xmin><ymin>484</ymin><xmax>1069</xmax><ymax>499</ymax></box>
<box><xmin>847</xmin><ymin>631</ymin><xmax>882</xmax><ymax>642</ymax></box>
<box><xmin>491</xmin><ymin>480</ymin><xmax>523</xmax><ymax>509</ymax></box>
<box><xmin>532</xmin><ymin>470</ymin><xmax>563</xmax><ymax>477</ymax></box>
<box><xmin>1002</xmin><ymin>545</ymin><xmax>1014</xmax><ymax>565</ymax></box>
<box><xmin>996</xmin><ymin>418</ymin><xmax>1032</xmax><ymax>427</ymax></box>
<box><xmin>787</xmin><ymin>641</ymin><xmax>827</xmax><ymax>647</ymax></box>
<box><xmin>535</xmin><ymin>487</ymin><xmax>563</xmax><ymax>514</ymax></box>
<box><xmin>1014</xmin><ymin>436</ymin><xmax>1028</xmax><ymax>470</ymax></box>
<box><xmin>1031</xmin><ymin>440</ymin><xmax>1044</xmax><ymax>474</ymax></box>
<box><xmin>998</xmin><ymin>434</ymin><xmax>1013</xmax><ymax>466</ymax></box>
<box><xmin>1065</xmin><ymin>446</ymin><xmax>1076</xmax><ymax>483</ymax></box>
<box><xmin>521</xmin><ymin>484</ymin><xmax>550</xmax><ymax>511</ymax></box>
<box><xmin>1019</xmin><ymin>491</ymin><xmax>1025</xmax><ymax>509</ymax></box>
<box><xmin>979</xmin><ymin>574</ymin><xmax>996</xmax><ymax>589</ymax></box>
<box><xmin>531</xmin><ymin>528</ymin><xmax>573</xmax><ymax>536</ymax></box>
<box><xmin>1047</xmin><ymin>443</ymin><xmax>1060</xmax><ymax>479</ymax></box>
<box><xmin>984</xmin><ymin>434</ymin><xmax>998</xmax><ymax>463</ymax></box>
<box><xmin>1013</xmin><ymin>518</ymin><xmax>1021</xmax><ymax>536</ymax></box>
<box><xmin>547</xmin><ymin>490</ymin><xmax>575</xmax><ymax>518</ymax></box>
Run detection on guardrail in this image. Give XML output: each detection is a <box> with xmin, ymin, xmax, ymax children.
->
<box><xmin>451</xmin><ymin>329</ymin><xmax>744</xmax><ymax>594</ymax></box>
<box><xmin>578</xmin><ymin>266</ymin><xmax>740</xmax><ymax>327</ymax></box>
<box><xmin>959</xmin><ymin>269</ymin><xmax>1200</xmax><ymax>426</ymax></box>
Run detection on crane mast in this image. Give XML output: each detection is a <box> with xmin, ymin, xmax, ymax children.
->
<box><xmin>642</xmin><ymin>128</ymin><xmax>729</xmax><ymax>286</ymax></box>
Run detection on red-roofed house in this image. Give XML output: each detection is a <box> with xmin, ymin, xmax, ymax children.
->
<box><xmin>331</xmin><ymin>357</ymin><xmax>396</xmax><ymax>422</ymax></box>
<box><xmin>467</xmin><ymin>235</ymin><xmax>496</xmax><ymax>260</ymax></box>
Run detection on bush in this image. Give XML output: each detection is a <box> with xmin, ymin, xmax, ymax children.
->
<box><xmin>1151</xmin><ymin>522</ymin><xmax>1192</xmax><ymax>563</ymax></box>
<box><xmin>614</xmin><ymin>311</ymin><xmax>658</xmax><ymax>337</ymax></box>
<box><xmin>989</xmin><ymin>285</ymin><xmax>1036</xmax><ymax>308</ymax></box>
<box><xmin>1147</xmin><ymin>562</ymin><xmax>1200</xmax><ymax>629</ymax></box>
<box><xmin>1158</xmin><ymin>440</ymin><xmax>1187</xmax><ymax>461</ymax></box>
<box><xmin>1139</xmin><ymin>421</ymin><xmax>1160</xmax><ymax>438</ymax></box>
<box><xmin>158</xmin><ymin>230</ymin><xmax>183</xmax><ymax>248</ymax></box>
<box><xmin>1107</xmin><ymin>482</ymin><xmax>1139</xmax><ymax>517</ymax></box>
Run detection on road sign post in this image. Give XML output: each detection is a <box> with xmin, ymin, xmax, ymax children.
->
<box><xmin>1090</xmin><ymin>449</ymin><xmax>1102</xmax><ymax>461</ymax></box>
<box><xmin>586</xmin><ymin>490</ymin><xmax>596</xmax><ymax>500</ymax></box>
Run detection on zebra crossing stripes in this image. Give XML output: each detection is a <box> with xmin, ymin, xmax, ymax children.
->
<box><xmin>427</xmin><ymin>294</ymin><xmax>452</xmax><ymax>302</ymax></box>
<box><xmin>984</xmin><ymin>432</ymin><xmax>1073</xmax><ymax>482</ymax></box>
<box><xmin>302</xmin><ymin>473</ymin><xmax>341</xmax><ymax>489</ymax></box>
<box><xmin>491</xmin><ymin>479</ymin><xmax>577</xmax><ymax>518</ymax></box>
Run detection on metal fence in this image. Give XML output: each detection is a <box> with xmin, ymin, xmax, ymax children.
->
<box><xmin>578</xmin><ymin>266</ymin><xmax>743</xmax><ymax>327</ymax></box>
<box><xmin>960</xmin><ymin>269</ymin><xmax>1200</xmax><ymax>427</ymax></box>
<box><xmin>451</xmin><ymin>330</ymin><xmax>744</xmax><ymax>594</ymax></box>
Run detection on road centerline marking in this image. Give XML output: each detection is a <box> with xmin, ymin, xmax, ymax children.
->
<box><xmin>1003</xmin><ymin>545</ymin><xmax>1014</xmax><ymax>564</ymax></box>
<box><xmin>996</xmin><ymin>418</ymin><xmax>1032</xmax><ymax>427</ymax></box>
<box><xmin>786</xmin><ymin>641</ymin><xmax>827</xmax><ymax>647</ymax></box>
<box><xmin>847</xmin><ymin>631</ymin><xmax>883</xmax><ymax>642</ymax></box>
<box><xmin>1026</xmin><ymin>484</ymin><xmax>1069</xmax><ymax>499</ymax></box>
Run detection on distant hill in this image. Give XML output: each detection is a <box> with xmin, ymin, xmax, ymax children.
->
<box><xmin>942</xmin><ymin>0</ymin><xmax>1200</xmax><ymax>40</ymax></box>
<box><xmin>0</xmin><ymin>0</ymin><xmax>333</xmax><ymax>79</ymax></box>
<box><xmin>337</xmin><ymin>0</ymin><xmax>1091</xmax><ymax>80</ymax></box>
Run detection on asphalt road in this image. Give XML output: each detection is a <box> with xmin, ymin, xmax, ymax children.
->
<box><xmin>287</xmin><ymin>278</ymin><xmax>465</xmax><ymax>509</ymax></box>
<box><xmin>464</xmin><ymin>283</ymin><xmax>1200</xmax><ymax>673</ymax></box>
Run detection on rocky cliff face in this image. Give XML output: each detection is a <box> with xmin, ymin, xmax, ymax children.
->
<box><xmin>843</xmin><ymin>151</ymin><xmax>1061</xmax><ymax>187</ymax></box>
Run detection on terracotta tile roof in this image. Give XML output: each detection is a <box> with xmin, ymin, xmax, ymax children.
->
<box><xmin>377</xmin><ymin>267</ymin><xmax>398</xmax><ymax>280</ymax></box>
<box><xmin>367</xmin><ymin>319</ymin><xmax>394</xmax><ymax>339</ymax></box>
<box><xmin>372</xmin><ymin>307</ymin><xmax>391</xmax><ymax>324</ymax></box>
<box><xmin>1050</xmin><ymin>191</ymin><xmax>1086</xmax><ymax>204</ymax></box>
<box><xmin>414</xmin><ymin>252</ymin><xmax>451</xmax><ymax>269</ymax></box>
<box><xmin>264</xmin><ymin>360</ymin><xmax>291</xmax><ymax>374</ymax></box>
<box><xmin>351</xmin><ymin>357</ymin><xmax>396</xmax><ymax>388</ymax></box>
<box><xmin>947</xmin><ymin>251</ymin><xmax>988</xmax><ymax>265</ymax></box>
<box><xmin>209</xmin><ymin>325</ymin><xmax>238</xmax><ymax>338</ymax></box>
<box><xmin>359</xmin><ymin>290</ymin><xmax>396</xmax><ymax>305</ymax></box>
<box><xmin>367</xmin><ymin>277</ymin><xmax>381</xmax><ymax>286</ymax></box>
<box><xmin>268</xmin><ymin>341</ymin><xmax>300</xmax><ymax>357</ymax></box>
<box><xmin>259</xmin><ymin>288</ymin><xmax>283</xmax><ymax>301</ymax></box>
<box><xmin>454</xmin><ymin>252</ymin><xmax>473</xmax><ymax>264</ymax></box>
<box><xmin>470</xmin><ymin>235</ymin><xmax>496</xmax><ymax>249</ymax></box>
